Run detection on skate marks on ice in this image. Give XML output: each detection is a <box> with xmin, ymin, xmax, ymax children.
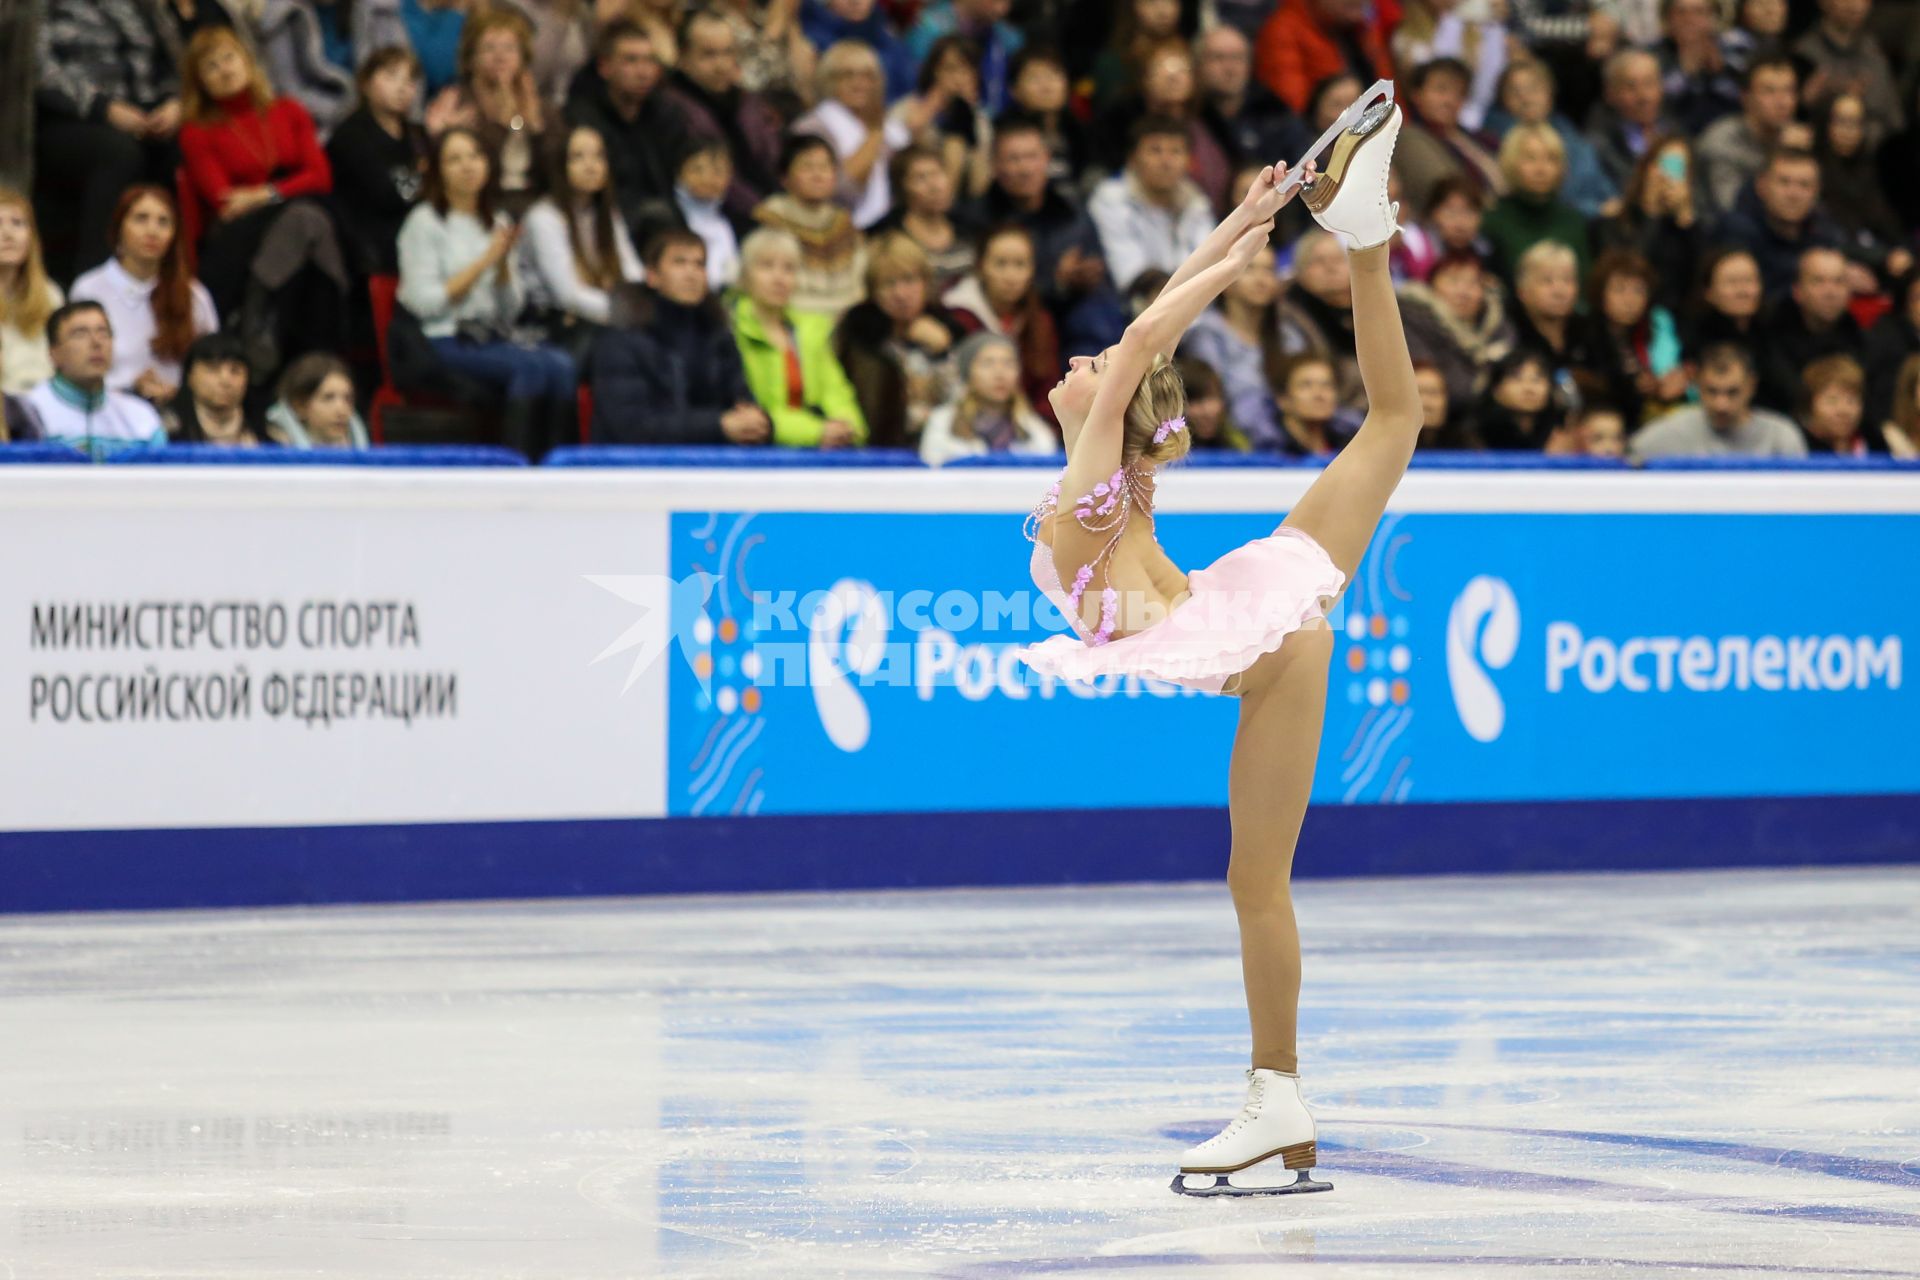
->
<box><xmin>2</xmin><ymin>866</ymin><xmax>1918</xmax><ymax>1278</ymax></box>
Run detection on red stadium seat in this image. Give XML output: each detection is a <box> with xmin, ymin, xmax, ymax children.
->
<box><xmin>366</xmin><ymin>274</ymin><xmax>408</xmax><ymax>444</ymax></box>
<box><xmin>1851</xmin><ymin>292</ymin><xmax>1892</xmax><ymax>332</ymax></box>
<box><xmin>175</xmin><ymin>168</ymin><xmax>205</xmax><ymax>274</ymax></box>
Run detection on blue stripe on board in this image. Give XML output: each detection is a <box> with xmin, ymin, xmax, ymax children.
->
<box><xmin>1</xmin><ymin>793</ymin><xmax>1916</xmax><ymax>913</ymax></box>
<box><xmin>949</xmin><ymin>1255</ymin><xmax>1920</xmax><ymax>1277</ymax></box>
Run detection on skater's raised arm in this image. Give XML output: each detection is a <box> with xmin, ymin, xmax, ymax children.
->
<box><xmin>1150</xmin><ymin>163</ymin><xmax>1301</xmax><ymax>358</ymax></box>
<box><xmin>1056</xmin><ymin>219</ymin><xmax>1273</xmax><ymax>504</ymax></box>
<box><xmin>1125</xmin><ymin>219</ymin><xmax>1275</xmax><ymax>374</ymax></box>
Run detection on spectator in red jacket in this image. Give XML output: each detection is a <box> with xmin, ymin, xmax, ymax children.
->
<box><xmin>1255</xmin><ymin>0</ymin><xmax>1397</xmax><ymax>117</ymax></box>
<box><xmin>177</xmin><ymin>26</ymin><xmax>348</xmax><ymax>385</ymax></box>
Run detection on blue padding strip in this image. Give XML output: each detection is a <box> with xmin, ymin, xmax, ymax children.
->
<box><xmin>1406</xmin><ymin>453</ymin><xmax>1632</xmax><ymax>470</ymax></box>
<box><xmin>0</xmin><ymin>442</ymin><xmax>88</xmax><ymax>464</ymax></box>
<box><xmin>1639</xmin><ymin>455</ymin><xmax>1920</xmax><ymax>471</ymax></box>
<box><xmin>544</xmin><ymin>446</ymin><xmax>926</xmax><ymax>467</ymax></box>
<box><xmin>106</xmin><ymin>445</ymin><xmax>527</xmax><ymax>466</ymax></box>
<box><xmin>3</xmin><ymin>793</ymin><xmax>1914</xmax><ymax>913</ymax></box>
<box><xmin>939</xmin><ymin>453</ymin><xmax>1067</xmax><ymax>467</ymax></box>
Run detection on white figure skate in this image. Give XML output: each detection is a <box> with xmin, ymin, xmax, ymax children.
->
<box><xmin>1281</xmin><ymin>78</ymin><xmax>1404</xmax><ymax>252</ymax></box>
<box><xmin>1171</xmin><ymin>1068</ymin><xmax>1332</xmax><ymax>1198</ymax></box>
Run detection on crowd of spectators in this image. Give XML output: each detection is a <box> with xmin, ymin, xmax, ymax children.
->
<box><xmin>5</xmin><ymin>0</ymin><xmax>1920</xmax><ymax>463</ymax></box>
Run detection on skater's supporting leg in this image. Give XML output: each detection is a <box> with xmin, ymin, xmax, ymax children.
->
<box><xmin>1281</xmin><ymin>242</ymin><xmax>1423</xmax><ymax>583</ymax></box>
<box><xmin>1226</xmin><ymin>627</ymin><xmax>1334</xmax><ymax>1074</ymax></box>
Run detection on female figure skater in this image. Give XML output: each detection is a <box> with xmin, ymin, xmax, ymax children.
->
<box><xmin>1016</xmin><ymin>91</ymin><xmax>1418</xmax><ymax>1198</ymax></box>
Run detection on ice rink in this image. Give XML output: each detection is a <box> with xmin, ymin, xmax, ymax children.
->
<box><xmin>5</xmin><ymin>865</ymin><xmax>1918</xmax><ymax>1278</ymax></box>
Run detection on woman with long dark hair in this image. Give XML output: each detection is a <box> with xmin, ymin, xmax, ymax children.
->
<box><xmin>519</xmin><ymin>124</ymin><xmax>644</xmax><ymax>352</ymax></box>
<box><xmin>398</xmin><ymin>126</ymin><xmax>576</xmax><ymax>457</ymax></box>
<box><xmin>1090</xmin><ymin>0</ymin><xmax>1184</xmax><ymax>110</ymax></box>
<box><xmin>1593</xmin><ymin>134</ymin><xmax>1704</xmax><ymax>315</ymax></box>
<box><xmin>70</xmin><ymin>186</ymin><xmax>219</xmax><ymax>406</ymax></box>
<box><xmin>168</xmin><ymin>332</ymin><xmax>264</xmax><ymax>445</ymax></box>
<box><xmin>888</xmin><ymin>35</ymin><xmax>993</xmax><ymax>199</ymax></box>
<box><xmin>1816</xmin><ymin>92</ymin><xmax>1910</xmax><ymax>281</ymax></box>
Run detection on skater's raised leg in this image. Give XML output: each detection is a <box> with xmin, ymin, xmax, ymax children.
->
<box><xmin>1279</xmin><ymin>241</ymin><xmax>1424</xmax><ymax>583</ymax></box>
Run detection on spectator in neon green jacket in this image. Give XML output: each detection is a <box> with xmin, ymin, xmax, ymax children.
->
<box><xmin>731</xmin><ymin>228</ymin><xmax>868</xmax><ymax>449</ymax></box>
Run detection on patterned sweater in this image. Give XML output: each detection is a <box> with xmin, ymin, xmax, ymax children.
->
<box><xmin>37</xmin><ymin>0</ymin><xmax>181</xmax><ymax>121</ymax></box>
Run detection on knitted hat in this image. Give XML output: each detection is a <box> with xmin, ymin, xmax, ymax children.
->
<box><xmin>954</xmin><ymin>330</ymin><xmax>1016</xmax><ymax>386</ymax></box>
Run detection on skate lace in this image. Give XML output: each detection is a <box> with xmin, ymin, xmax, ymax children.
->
<box><xmin>1197</xmin><ymin>1070</ymin><xmax>1268</xmax><ymax>1149</ymax></box>
<box><xmin>1368</xmin><ymin>128</ymin><xmax>1404</xmax><ymax>241</ymax></box>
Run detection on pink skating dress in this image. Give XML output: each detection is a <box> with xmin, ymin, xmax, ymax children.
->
<box><xmin>1016</xmin><ymin>463</ymin><xmax>1347</xmax><ymax>694</ymax></box>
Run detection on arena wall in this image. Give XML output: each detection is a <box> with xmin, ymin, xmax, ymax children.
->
<box><xmin>3</xmin><ymin>462</ymin><xmax>1916</xmax><ymax>911</ymax></box>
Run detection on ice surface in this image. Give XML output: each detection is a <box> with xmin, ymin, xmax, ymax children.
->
<box><xmin>4</xmin><ymin>866</ymin><xmax>1919</xmax><ymax>1278</ymax></box>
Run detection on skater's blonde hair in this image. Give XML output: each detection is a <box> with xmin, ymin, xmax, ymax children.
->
<box><xmin>1120</xmin><ymin>353</ymin><xmax>1191</xmax><ymax>467</ymax></box>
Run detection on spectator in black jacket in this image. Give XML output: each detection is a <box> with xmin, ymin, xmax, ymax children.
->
<box><xmin>325</xmin><ymin>45</ymin><xmax>430</xmax><ymax>275</ymax></box>
<box><xmin>589</xmin><ymin>229</ymin><xmax>768</xmax><ymax>445</ymax></box>
<box><xmin>566</xmin><ymin>19</ymin><xmax>688</xmax><ymax>247</ymax></box>
<box><xmin>1195</xmin><ymin>24</ymin><xmax>1306</xmax><ymax>176</ymax></box>
<box><xmin>1476</xmin><ymin>347</ymin><xmax>1565</xmax><ymax>450</ymax></box>
<box><xmin>1756</xmin><ymin>245</ymin><xmax>1863</xmax><ymax>413</ymax></box>
<box><xmin>34</xmin><ymin>0</ymin><xmax>186</xmax><ymax>279</ymax></box>
<box><xmin>1585</xmin><ymin>49</ymin><xmax>1677</xmax><ymax>190</ymax></box>
<box><xmin>666</xmin><ymin>7</ymin><xmax>786</xmax><ymax>225</ymax></box>
<box><xmin>1655</xmin><ymin>0</ymin><xmax>1743</xmax><ymax>135</ymax></box>
<box><xmin>1717</xmin><ymin>147</ymin><xmax>1862</xmax><ymax>301</ymax></box>
<box><xmin>1685</xmin><ymin>246</ymin><xmax>1766</xmax><ymax>352</ymax></box>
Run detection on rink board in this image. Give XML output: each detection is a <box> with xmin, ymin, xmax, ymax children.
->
<box><xmin>1</xmin><ymin>467</ymin><xmax>1916</xmax><ymax>911</ymax></box>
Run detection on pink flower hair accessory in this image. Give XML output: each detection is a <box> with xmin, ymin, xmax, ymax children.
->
<box><xmin>1152</xmin><ymin>415</ymin><xmax>1187</xmax><ymax>445</ymax></box>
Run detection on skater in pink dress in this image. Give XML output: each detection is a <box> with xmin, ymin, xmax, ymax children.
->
<box><xmin>1016</xmin><ymin>88</ymin><xmax>1418</xmax><ymax>1197</ymax></box>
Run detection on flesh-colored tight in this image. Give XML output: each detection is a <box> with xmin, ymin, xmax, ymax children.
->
<box><xmin>1223</xmin><ymin>243</ymin><xmax>1422</xmax><ymax>1074</ymax></box>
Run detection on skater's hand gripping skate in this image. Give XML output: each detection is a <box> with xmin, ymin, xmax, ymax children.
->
<box><xmin>1238</xmin><ymin>162</ymin><xmax>1312</xmax><ymax>224</ymax></box>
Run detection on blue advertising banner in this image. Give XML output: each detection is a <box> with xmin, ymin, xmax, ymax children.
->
<box><xmin>667</xmin><ymin>510</ymin><xmax>1917</xmax><ymax>817</ymax></box>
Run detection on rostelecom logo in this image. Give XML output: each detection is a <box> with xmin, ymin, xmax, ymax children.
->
<box><xmin>1446</xmin><ymin>576</ymin><xmax>1519</xmax><ymax>743</ymax></box>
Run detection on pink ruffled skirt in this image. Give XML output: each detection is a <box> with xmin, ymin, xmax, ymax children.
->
<box><xmin>1016</xmin><ymin>524</ymin><xmax>1347</xmax><ymax>695</ymax></box>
